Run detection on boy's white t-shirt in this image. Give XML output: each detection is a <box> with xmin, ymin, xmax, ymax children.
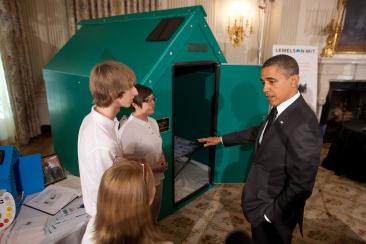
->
<box><xmin>78</xmin><ymin>106</ymin><xmax>121</xmax><ymax>217</ymax></box>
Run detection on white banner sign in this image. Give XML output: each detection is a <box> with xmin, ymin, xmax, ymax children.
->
<box><xmin>273</xmin><ymin>45</ymin><xmax>318</xmax><ymax>112</ymax></box>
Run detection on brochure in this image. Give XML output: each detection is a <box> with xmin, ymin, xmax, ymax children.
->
<box><xmin>23</xmin><ymin>185</ymin><xmax>81</xmax><ymax>215</ymax></box>
<box><xmin>45</xmin><ymin>197</ymin><xmax>89</xmax><ymax>240</ymax></box>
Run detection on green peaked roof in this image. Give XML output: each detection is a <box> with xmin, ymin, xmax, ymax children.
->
<box><xmin>79</xmin><ymin>5</ymin><xmax>206</xmax><ymax>26</ymax></box>
<box><xmin>44</xmin><ymin>5</ymin><xmax>226</xmax><ymax>83</ymax></box>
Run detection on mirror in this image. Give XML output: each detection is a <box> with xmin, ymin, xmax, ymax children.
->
<box><xmin>172</xmin><ymin>62</ymin><xmax>218</xmax><ymax>204</ymax></box>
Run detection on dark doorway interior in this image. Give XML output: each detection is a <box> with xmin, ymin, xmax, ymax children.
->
<box><xmin>172</xmin><ymin>61</ymin><xmax>218</xmax><ymax>204</ymax></box>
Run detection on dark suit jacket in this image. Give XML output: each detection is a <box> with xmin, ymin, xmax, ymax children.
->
<box><xmin>222</xmin><ymin>95</ymin><xmax>322</xmax><ymax>229</ymax></box>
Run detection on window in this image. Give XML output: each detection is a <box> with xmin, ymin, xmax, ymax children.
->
<box><xmin>0</xmin><ymin>54</ymin><xmax>15</xmax><ymax>142</ymax></box>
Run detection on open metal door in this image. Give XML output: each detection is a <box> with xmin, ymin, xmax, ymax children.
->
<box><xmin>214</xmin><ymin>64</ymin><xmax>268</xmax><ymax>183</ymax></box>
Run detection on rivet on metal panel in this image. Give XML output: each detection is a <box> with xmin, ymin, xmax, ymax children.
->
<box><xmin>149</xmin><ymin>80</ymin><xmax>153</xmax><ymax>84</ymax></box>
<box><xmin>77</xmin><ymin>81</ymin><xmax>81</xmax><ymax>84</ymax></box>
<box><xmin>190</xmin><ymin>24</ymin><xmax>193</xmax><ymax>28</ymax></box>
<box><xmin>169</xmin><ymin>51</ymin><xmax>173</xmax><ymax>55</ymax></box>
<box><xmin>204</xmin><ymin>24</ymin><xmax>207</xmax><ymax>27</ymax></box>
<box><xmin>218</xmin><ymin>51</ymin><xmax>221</xmax><ymax>54</ymax></box>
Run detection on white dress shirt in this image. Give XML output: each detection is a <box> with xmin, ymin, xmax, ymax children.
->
<box><xmin>259</xmin><ymin>92</ymin><xmax>300</xmax><ymax>144</ymax></box>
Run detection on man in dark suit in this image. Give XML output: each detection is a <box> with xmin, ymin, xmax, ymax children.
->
<box><xmin>198</xmin><ymin>54</ymin><xmax>322</xmax><ymax>244</ymax></box>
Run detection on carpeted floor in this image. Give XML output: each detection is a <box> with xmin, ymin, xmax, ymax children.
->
<box><xmin>159</xmin><ymin>165</ymin><xmax>366</xmax><ymax>243</ymax></box>
<box><xmin>19</xmin><ymin>132</ymin><xmax>366</xmax><ymax>243</ymax></box>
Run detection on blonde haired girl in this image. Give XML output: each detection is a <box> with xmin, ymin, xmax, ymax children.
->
<box><xmin>93</xmin><ymin>158</ymin><xmax>171</xmax><ymax>244</ymax></box>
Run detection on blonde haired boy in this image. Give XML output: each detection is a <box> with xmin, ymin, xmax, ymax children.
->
<box><xmin>78</xmin><ymin>60</ymin><xmax>138</xmax><ymax>243</ymax></box>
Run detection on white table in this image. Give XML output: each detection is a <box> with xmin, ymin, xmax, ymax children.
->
<box><xmin>0</xmin><ymin>175</ymin><xmax>89</xmax><ymax>244</ymax></box>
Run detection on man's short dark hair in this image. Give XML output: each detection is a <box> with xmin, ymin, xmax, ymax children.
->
<box><xmin>262</xmin><ymin>54</ymin><xmax>299</xmax><ymax>77</ymax></box>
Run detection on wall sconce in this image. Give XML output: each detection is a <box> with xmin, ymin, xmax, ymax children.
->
<box><xmin>226</xmin><ymin>4</ymin><xmax>253</xmax><ymax>47</ymax></box>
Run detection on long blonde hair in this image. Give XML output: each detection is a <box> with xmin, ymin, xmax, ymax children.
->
<box><xmin>94</xmin><ymin>158</ymin><xmax>163</xmax><ymax>244</ymax></box>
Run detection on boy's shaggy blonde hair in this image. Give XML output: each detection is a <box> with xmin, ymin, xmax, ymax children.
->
<box><xmin>90</xmin><ymin>60</ymin><xmax>136</xmax><ymax>107</ymax></box>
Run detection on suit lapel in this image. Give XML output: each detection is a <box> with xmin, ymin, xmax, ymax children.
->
<box><xmin>257</xmin><ymin>96</ymin><xmax>305</xmax><ymax>149</ymax></box>
<box><xmin>255</xmin><ymin>121</ymin><xmax>267</xmax><ymax>151</ymax></box>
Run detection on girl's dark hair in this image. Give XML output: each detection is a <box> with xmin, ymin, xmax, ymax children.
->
<box><xmin>131</xmin><ymin>84</ymin><xmax>153</xmax><ymax>111</ymax></box>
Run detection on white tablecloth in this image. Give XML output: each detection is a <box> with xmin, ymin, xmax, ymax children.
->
<box><xmin>0</xmin><ymin>175</ymin><xmax>88</xmax><ymax>244</ymax></box>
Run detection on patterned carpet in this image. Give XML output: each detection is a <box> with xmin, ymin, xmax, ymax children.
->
<box><xmin>159</xmin><ymin>166</ymin><xmax>366</xmax><ymax>244</ymax></box>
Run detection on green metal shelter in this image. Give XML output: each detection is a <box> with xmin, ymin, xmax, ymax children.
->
<box><xmin>43</xmin><ymin>5</ymin><xmax>268</xmax><ymax>218</ymax></box>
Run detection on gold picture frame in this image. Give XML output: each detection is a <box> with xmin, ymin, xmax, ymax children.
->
<box><xmin>321</xmin><ymin>0</ymin><xmax>366</xmax><ymax>56</ymax></box>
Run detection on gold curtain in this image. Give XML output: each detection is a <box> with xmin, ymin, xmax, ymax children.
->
<box><xmin>0</xmin><ymin>0</ymin><xmax>41</xmax><ymax>145</ymax></box>
<box><xmin>66</xmin><ymin>0</ymin><xmax>160</xmax><ymax>34</ymax></box>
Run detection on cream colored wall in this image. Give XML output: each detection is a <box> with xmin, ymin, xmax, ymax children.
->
<box><xmin>296</xmin><ymin>0</ymin><xmax>338</xmax><ymax>47</ymax></box>
<box><xmin>162</xmin><ymin>0</ymin><xmax>260</xmax><ymax>64</ymax></box>
<box><xmin>261</xmin><ymin>0</ymin><xmax>338</xmax><ymax>61</ymax></box>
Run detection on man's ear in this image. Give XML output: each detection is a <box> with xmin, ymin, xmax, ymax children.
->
<box><xmin>291</xmin><ymin>74</ymin><xmax>299</xmax><ymax>87</ymax></box>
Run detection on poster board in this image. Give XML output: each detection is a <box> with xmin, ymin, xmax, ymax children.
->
<box><xmin>273</xmin><ymin>45</ymin><xmax>318</xmax><ymax>112</ymax></box>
